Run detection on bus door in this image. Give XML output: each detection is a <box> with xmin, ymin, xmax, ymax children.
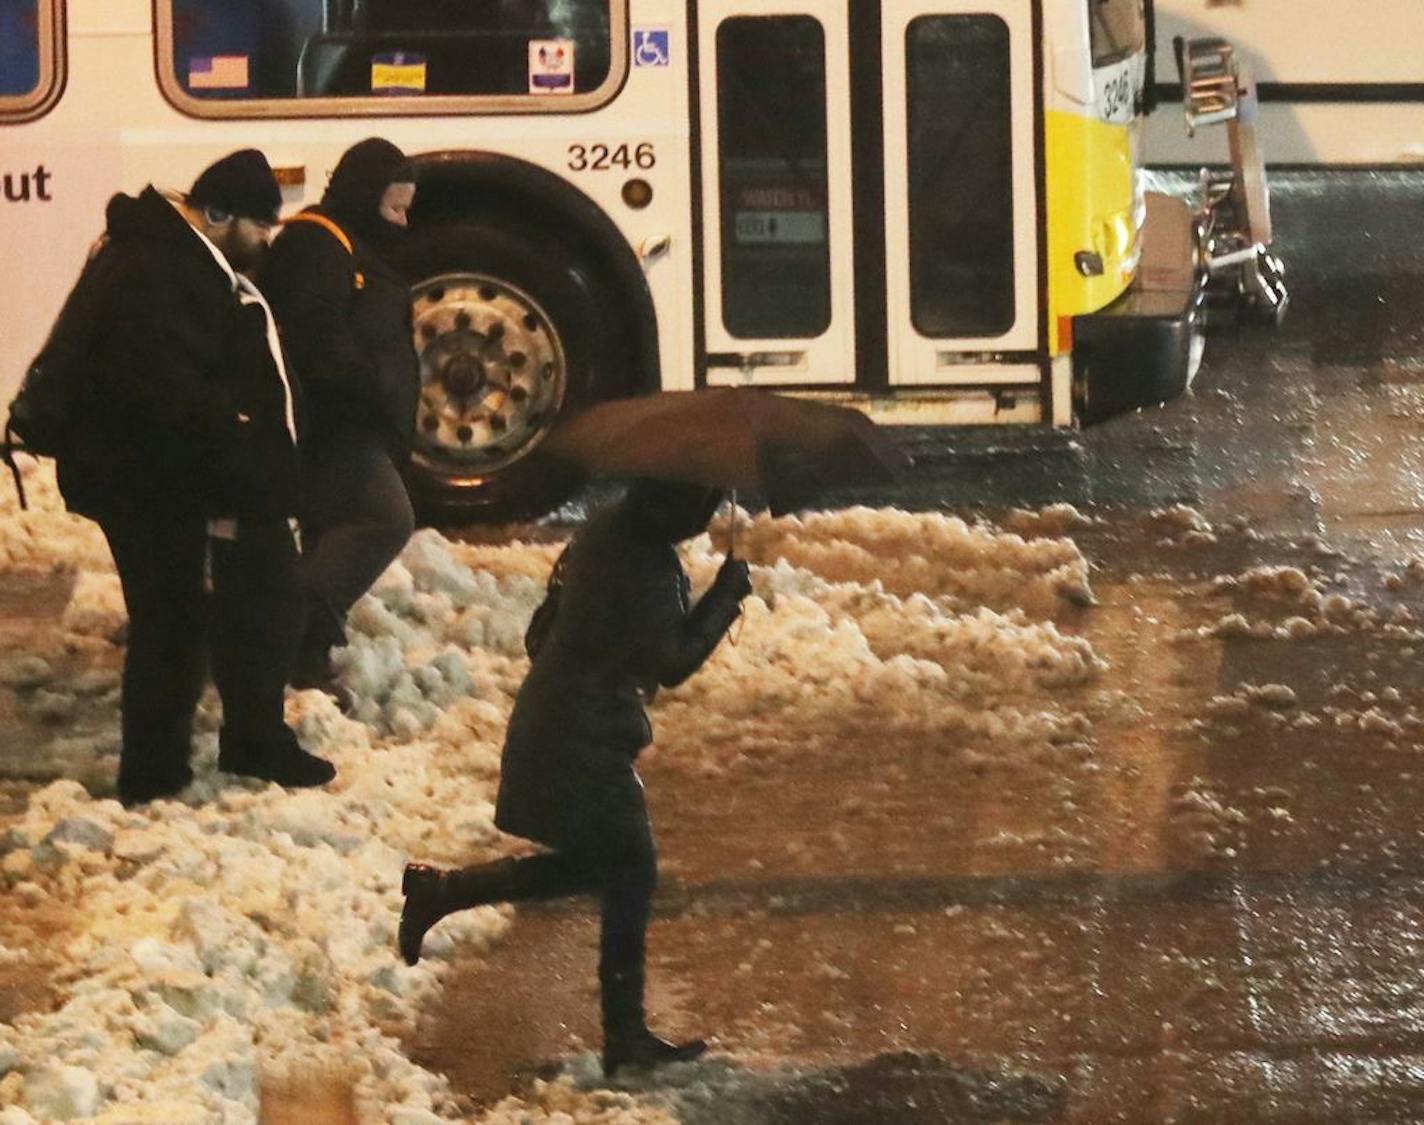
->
<box><xmin>697</xmin><ymin>0</ymin><xmax>856</xmax><ymax>386</ymax></box>
<box><xmin>881</xmin><ymin>0</ymin><xmax>1044</xmax><ymax>393</ymax></box>
<box><xmin>700</xmin><ymin>0</ymin><xmax>1043</xmax><ymax>400</ymax></box>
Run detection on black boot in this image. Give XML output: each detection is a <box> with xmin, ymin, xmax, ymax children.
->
<box><xmin>601</xmin><ymin>968</ymin><xmax>707</xmax><ymax>1077</ymax></box>
<box><xmin>400</xmin><ymin>860</ymin><xmax>519</xmax><ymax>966</ymax></box>
<box><xmin>400</xmin><ymin>855</ymin><xmax>596</xmax><ymax>965</ymax></box>
<box><xmin>218</xmin><ymin>727</ymin><xmax>336</xmax><ymax>788</ymax></box>
<box><xmin>603</xmin><ymin>1028</ymin><xmax>708</xmax><ymax>1076</ymax></box>
<box><xmin>117</xmin><ymin>763</ymin><xmax>195</xmax><ymax>808</ymax></box>
<box><xmin>289</xmin><ymin>635</ymin><xmax>336</xmax><ymax>693</ymax></box>
<box><xmin>290</xmin><ymin>594</ymin><xmax>347</xmax><ymax>695</ymax></box>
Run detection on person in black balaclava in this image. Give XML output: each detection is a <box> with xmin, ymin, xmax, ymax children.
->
<box><xmin>398</xmin><ymin>480</ymin><xmax>754</xmax><ymax>1077</ymax></box>
<box><xmin>261</xmin><ymin>138</ymin><xmax>421</xmax><ymax>694</ymax></box>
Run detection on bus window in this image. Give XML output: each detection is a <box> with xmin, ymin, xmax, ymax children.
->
<box><xmin>906</xmin><ymin>15</ymin><xmax>1014</xmax><ymax>340</ymax></box>
<box><xmin>0</xmin><ymin>0</ymin><xmax>60</xmax><ymax>120</ymax></box>
<box><xmin>159</xmin><ymin>0</ymin><xmax>614</xmax><ymax>112</ymax></box>
<box><xmin>1088</xmin><ymin>0</ymin><xmax>1144</xmax><ymax>68</ymax></box>
<box><xmin>715</xmin><ymin>15</ymin><xmax>831</xmax><ymax>340</ymax></box>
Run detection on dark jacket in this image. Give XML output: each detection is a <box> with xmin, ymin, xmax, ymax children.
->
<box><xmin>495</xmin><ymin>497</ymin><xmax>749</xmax><ymax>853</ymax></box>
<box><xmin>261</xmin><ymin>212</ymin><xmax>419</xmax><ymax>458</ymax></box>
<box><xmin>57</xmin><ymin>186</ymin><xmax>299</xmax><ymax>521</ymax></box>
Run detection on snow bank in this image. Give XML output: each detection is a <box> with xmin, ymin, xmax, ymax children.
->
<box><xmin>1200</xmin><ymin>564</ymin><xmax>1424</xmax><ymax>641</ymax></box>
<box><xmin>728</xmin><ymin>507</ymin><xmax>1094</xmax><ymax>615</ymax></box>
<box><xmin>0</xmin><ymin>456</ymin><xmax>111</xmax><ymax>574</ymax></box>
<box><xmin>0</xmin><ymin>465</ymin><xmax>1103</xmax><ymax>1123</ymax></box>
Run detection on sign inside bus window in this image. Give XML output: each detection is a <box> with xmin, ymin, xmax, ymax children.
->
<box><xmin>733</xmin><ymin>211</ymin><xmax>826</xmax><ymax>245</ymax></box>
<box><xmin>372</xmin><ymin>52</ymin><xmax>427</xmax><ymax>95</ymax></box>
<box><xmin>529</xmin><ymin>39</ymin><xmax>575</xmax><ymax>94</ymax></box>
<box><xmin>567</xmin><ymin>143</ymin><xmax>656</xmax><ymax>171</ymax></box>
<box><xmin>730</xmin><ymin>186</ymin><xmax>825</xmax><ymax>245</ymax></box>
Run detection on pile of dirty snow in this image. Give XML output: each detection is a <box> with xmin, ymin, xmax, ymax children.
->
<box><xmin>0</xmin><ymin>462</ymin><xmax>1105</xmax><ymax>1123</ymax></box>
<box><xmin>1202</xmin><ymin>564</ymin><xmax>1424</xmax><ymax>641</ymax></box>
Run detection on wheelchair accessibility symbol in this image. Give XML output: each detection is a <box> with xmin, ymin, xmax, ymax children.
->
<box><xmin>633</xmin><ymin>29</ymin><xmax>670</xmax><ymax>67</ymax></box>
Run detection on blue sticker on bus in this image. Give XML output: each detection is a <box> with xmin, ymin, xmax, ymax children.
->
<box><xmin>633</xmin><ymin>29</ymin><xmax>670</xmax><ymax>68</ymax></box>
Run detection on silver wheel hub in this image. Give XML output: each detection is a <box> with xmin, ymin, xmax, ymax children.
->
<box><xmin>410</xmin><ymin>272</ymin><xmax>567</xmax><ymax>476</ymax></box>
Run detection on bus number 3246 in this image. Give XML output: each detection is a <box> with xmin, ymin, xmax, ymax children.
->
<box><xmin>567</xmin><ymin>142</ymin><xmax>657</xmax><ymax>172</ymax></box>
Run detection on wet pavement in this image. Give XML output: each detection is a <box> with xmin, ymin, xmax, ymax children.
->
<box><xmin>405</xmin><ymin>170</ymin><xmax>1424</xmax><ymax>1122</ymax></box>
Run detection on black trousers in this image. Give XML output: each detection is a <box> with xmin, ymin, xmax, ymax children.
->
<box><xmin>99</xmin><ymin>511</ymin><xmax>302</xmax><ymax>793</ymax></box>
<box><xmin>299</xmin><ymin>427</ymin><xmax>414</xmax><ymax>644</ymax></box>
<box><xmin>472</xmin><ymin>827</ymin><xmax>659</xmax><ymax>1031</ymax></box>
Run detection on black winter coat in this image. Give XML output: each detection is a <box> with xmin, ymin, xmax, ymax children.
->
<box><xmin>261</xmin><ymin>213</ymin><xmax>420</xmax><ymax>459</ymax></box>
<box><xmin>58</xmin><ymin>187</ymin><xmax>300</xmax><ymax>521</ymax></box>
<box><xmin>495</xmin><ymin>504</ymin><xmax>747</xmax><ymax>854</ymax></box>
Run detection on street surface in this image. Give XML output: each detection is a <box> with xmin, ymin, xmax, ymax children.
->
<box><xmin>411</xmin><ymin>170</ymin><xmax>1424</xmax><ymax>1122</ymax></box>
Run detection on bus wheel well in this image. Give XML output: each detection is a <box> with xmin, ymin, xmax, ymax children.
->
<box><xmin>406</xmin><ymin>150</ymin><xmax>659</xmax><ymax>399</ymax></box>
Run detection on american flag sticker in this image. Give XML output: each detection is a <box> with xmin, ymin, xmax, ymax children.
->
<box><xmin>188</xmin><ymin>55</ymin><xmax>250</xmax><ymax>91</ymax></box>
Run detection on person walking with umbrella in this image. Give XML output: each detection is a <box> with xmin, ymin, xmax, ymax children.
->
<box><xmin>398</xmin><ymin>479</ymin><xmax>752</xmax><ymax>1076</ymax></box>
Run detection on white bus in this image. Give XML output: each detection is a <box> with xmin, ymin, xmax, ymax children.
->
<box><xmin>2</xmin><ymin>0</ymin><xmax>1281</xmax><ymax>517</ymax></box>
<box><xmin>1148</xmin><ymin>0</ymin><xmax>1424</xmax><ymax>167</ymax></box>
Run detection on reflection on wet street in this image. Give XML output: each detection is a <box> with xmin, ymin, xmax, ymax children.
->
<box><xmin>408</xmin><ymin>170</ymin><xmax>1424</xmax><ymax>1121</ymax></box>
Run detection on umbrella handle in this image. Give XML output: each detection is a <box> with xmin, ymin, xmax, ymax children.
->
<box><xmin>726</xmin><ymin>488</ymin><xmax>744</xmax><ymax>647</ymax></box>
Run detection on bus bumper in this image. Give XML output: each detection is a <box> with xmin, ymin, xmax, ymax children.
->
<box><xmin>1072</xmin><ymin>191</ymin><xmax>1206</xmax><ymax>425</ymax></box>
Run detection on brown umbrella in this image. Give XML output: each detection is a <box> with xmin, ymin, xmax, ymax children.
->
<box><xmin>538</xmin><ymin>388</ymin><xmax>911</xmax><ymax>515</ymax></box>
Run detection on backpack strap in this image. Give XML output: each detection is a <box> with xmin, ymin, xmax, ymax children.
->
<box><xmin>283</xmin><ymin>212</ymin><xmax>365</xmax><ymax>289</ymax></box>
<box><xmin>2</xmin><ymin>417</ymin><xmax>29</xmax><ymax>512</ymax></box>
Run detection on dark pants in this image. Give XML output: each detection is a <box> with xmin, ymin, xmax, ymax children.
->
<box><xmin>299</xmin><ymin>427</ymin><xmax>414</xmax><ymax>643</ymax></box>
<box><xmin>465</xmin><ymin>824</ymin><xmax>659</xmax><ymax>1032</ymax></box>
<box><xmin>99</xmin><ymin>511</ymin><xmax>302</xmax><ymax>796</ymax></box>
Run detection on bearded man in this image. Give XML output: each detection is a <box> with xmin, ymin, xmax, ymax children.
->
<box><xmin>58</xmin><ymin>149</ymin><xmax>335</xmax><ymax>804</ymax></box>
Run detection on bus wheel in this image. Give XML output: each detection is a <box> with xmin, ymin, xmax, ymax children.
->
<box><xmin>394</xmin><ymin>220</ymin><xmax>622</xmax><ymax>524</ymax></box>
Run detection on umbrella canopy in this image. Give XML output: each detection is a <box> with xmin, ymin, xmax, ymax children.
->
<box><xmin>538</xmin><ymin>389</ymin><xmax>911</xmax><ymax>514</ymax></box>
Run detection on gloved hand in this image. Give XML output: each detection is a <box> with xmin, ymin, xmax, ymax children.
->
<box><xmin>712</xmin><ymin>553</ymin><xmax>753</xmax><ymax>601</ymax></box>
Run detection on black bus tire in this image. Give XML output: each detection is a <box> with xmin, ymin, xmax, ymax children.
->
<box><xmin>392</xmin><ymin>218</ymin><xmax>628</xmax><ymax>524</ymax></box>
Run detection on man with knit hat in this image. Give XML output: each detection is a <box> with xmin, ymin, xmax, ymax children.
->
<box><xmin>185</xmin><ymin>147</ymin><xmax>282</xmax><ymax>271</ymax></box>
<box><xmin>263</xmin><ymin>138</ymin><xmax>421</xmax><ymax>694</ymax></box>
<box><xmin>56</xmin><ymin>148</ymin><xmax>336</xmax><ymax>805</ymax></box>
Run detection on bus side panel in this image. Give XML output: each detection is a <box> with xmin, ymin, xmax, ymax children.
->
<box><xmin>2</xmin><ymin>0</ymin><xmax>701</xmax><ymax>407</ymax></box>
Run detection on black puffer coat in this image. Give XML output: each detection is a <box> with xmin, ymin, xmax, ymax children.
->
<box><xmin>58</xmin><ymin>186</ymin><xmax>299</xmax><ymax>521</ymax></box>
<box><xmin>495</xmin><ymin>484</ymin><xmax>751</xmax><ymax>855</ymax></box>
<box><xmin>261</xmin><ymin>141</ymin><xmax>419</xmax><ymax>458</ymax></box>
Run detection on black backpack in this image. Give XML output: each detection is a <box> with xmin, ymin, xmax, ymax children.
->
<box><xmin>3</xmin><ymin>236</ymin><xmax>113</xmax><ymax>509</ymax></box>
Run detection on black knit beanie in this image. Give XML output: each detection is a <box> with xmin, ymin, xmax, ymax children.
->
<box><xmin>188</xmin><ymin>149</ymin><xmax>281</xmax><ymax>224</ymax></box>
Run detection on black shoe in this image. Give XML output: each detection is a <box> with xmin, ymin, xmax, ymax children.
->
<box><xmin>290</xmin><ymin>639</ymin><xmax>336</xmax><ymax>692</ymax></box>
<box><xmin>602</xmin><ymin>1029</ymin><xmax>708</xmax><ymax>1077</ymax></box>
<box><xmin>218</xmin><ymin>729</ymin><xmax>336</xmax><ymax>788</ymax></box>
<box><xmin>118</xmin><ymin>765</ymin><xmax>195</xmax><ymax>807</ymax></box>
<box><xmin>400</xmin><ymin>863</ymin><xmax>444</xmax><ymax>966</ymax></box>
<box><xmin>399</xmin><ymin>860</ymin><xmax>525</xmax><ymax>965</ymax></box>
<box><xmin>292</xmin><ymin>596</ymin><xmax>346</xmax><ymax>692</ymax></box>
<box><xmin>290</xmin><ymin>639</ymin><xmax>356</xmax><ymax>713</ymax></box>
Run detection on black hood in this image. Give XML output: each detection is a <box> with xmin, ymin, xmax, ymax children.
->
<box><xmin>320</xmin><ymin>138</ymin><xmax>412</xmax><ymax>248</ymax></box>
<box><xmin>104</xmin><ymin>186</ymin><xmax>197</xmax><ymax>247</ymax></box>
<box><xmin>621</xmin><ymin>480</ymin><xmax>724</xmax><ymax>543</ymax></box>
